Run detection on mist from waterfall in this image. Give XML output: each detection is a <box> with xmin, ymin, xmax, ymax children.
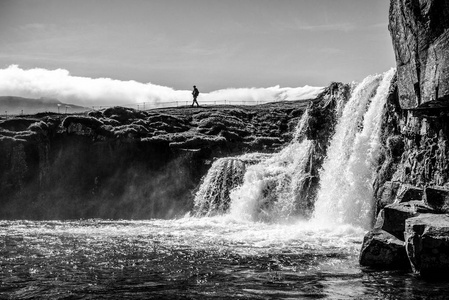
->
<box><xmin>312</xmin><ymin>69</ymin><xmax>395</xmax><ymax>229</ymax></box>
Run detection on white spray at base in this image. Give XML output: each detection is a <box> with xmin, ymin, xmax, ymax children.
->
<box><xmin>312</xmin><ymin>68</ymin><xmax>395</xmax><ymax>229</ymax></box>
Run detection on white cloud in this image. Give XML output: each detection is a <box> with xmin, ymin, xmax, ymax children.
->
<box><xmin>0</xmin><ymin>65</ymin><xmax>324</xmax><ymax>108</ymax></box>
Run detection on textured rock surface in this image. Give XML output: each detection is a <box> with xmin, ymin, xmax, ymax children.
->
<box><xmin>375</xmin><ymin>201</ymin><xmax>434</xmax><ymax>240</ymax></box>
<box><xmin>359</xmin><ymin>228</ymin><xmax>410</xmax><ymax>270</ymax></box>
<box><xmin>405</xmin><ymin>214</ymin><xmax>449</xmax><ymax>278</ymax></box>
<box><xmin>389</xmin><ymin>0</ymin><xmax>449</xmax><ymax>110</ymax></box>
<box><xmin>396</xmin><ymin>184</ymin><xmax>423</xmax><ymax>203</ymax></box>
<box><xmin>363</xmin><ymin>0</ymin><xmax>449</xmax><ymax>276</ymax></box>
<box><xmin>373</xmin><ymin>78</ymin><xmax>449</xmax><ymax>213</ymax></box>
<box><xmin>424</xmin><ymin>186</ymin><xmax>449</xmax><ymax>213</ymax></box>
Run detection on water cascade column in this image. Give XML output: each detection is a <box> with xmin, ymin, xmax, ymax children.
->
<box><xmin>313</xmin><ymin>69</ymin><xmax>396</xmax><ymax>229</ymax></box>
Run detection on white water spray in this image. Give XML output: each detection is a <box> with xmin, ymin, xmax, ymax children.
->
<box><xmin>228</xmin><ymin>110</ymin><xmax>314</xmax><ymax>222</ymax></box>
<box><xmin>193</xmin><ymin>153</ymin><xmax>270</xmax><ymax>216</ymax></box>
<box><xmin>312</xmin><ymin>69</ymin><xmax>395</xmax><ymax>229</ymax></box>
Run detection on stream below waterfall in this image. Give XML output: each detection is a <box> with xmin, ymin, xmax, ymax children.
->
<box><xmin>2</xmin><ymin>218</ymin><xmax>449</xmax><ymax>299</ymax></box>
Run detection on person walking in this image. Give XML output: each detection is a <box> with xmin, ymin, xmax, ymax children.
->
<box><xmin>192</xmin><ymin>85</ymin><xmax>200</xmax><ymax>107</ymax></box>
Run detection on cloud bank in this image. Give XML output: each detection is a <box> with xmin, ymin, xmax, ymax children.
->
<box><xmin>0</xmin><ymin>65</ymin><xmax>324</xmax><ymax>108</ymax></box>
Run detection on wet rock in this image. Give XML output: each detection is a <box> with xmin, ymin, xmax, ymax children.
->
<box><xmin>359</xmin><ymin>228</ymin><xmax>410</xmax><ymax>270</ymax></box>
<box><xmin>375</xmin><ymin>201</ymin><xmax>434</xmax><ymax>240</ymax></box>
<box><xmin>424</xmin><ymin>186</ymin><xmax>449</xmax><ymax>213</ymax></box>
<box><xmin>405</xmin><ymin>214</ymin><xmax>449</xmax><ymax>279</ymax></box>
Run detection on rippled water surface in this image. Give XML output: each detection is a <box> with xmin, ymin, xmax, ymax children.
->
<box><xmin>1</xmin><ymin>218</ymin><xmax>449</xmax><ymax>299</ymax></box>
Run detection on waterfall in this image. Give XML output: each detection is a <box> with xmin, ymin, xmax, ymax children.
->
<box><xmin>227</xmin><ymin>110</ymin><xmax>314</xmax><ymax>222</ymax></box>
<box><xmin>312</xmin><ymin>68</ymin><xmax>395</xmax><ymax>229</ymax></box>
<box><xmin>193</xmin><ymin>69</ymin><xmax>395</xmax><ymax>228</ymax></box>
<box><xmin>193</xmin><ymin>153</ymin><xmax>269</xmax><ymax>217</ymax></box>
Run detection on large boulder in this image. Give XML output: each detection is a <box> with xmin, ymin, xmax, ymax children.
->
<box><xmin>359</xmin><ymin>228</ymin><xmax>410</xmax><ymax>270</ymax></box>
<box><xmin>405</xmin><ymin>214</ymin><xmax>449</xmax><ymax>279</ymax></box>
<box><xmin>389</xmin><ymin>0</ymin><xmax>449</xmax><ymax>110</ymax></box>
<box><xmin>375</xmin><ymin>201</ymin><xmax>434</xmax><ymax>240</ymax></box>
<box><xmin>424</xmin><ymin>186</ymin><xmax>449</xmax><ymax>213</ymax></box>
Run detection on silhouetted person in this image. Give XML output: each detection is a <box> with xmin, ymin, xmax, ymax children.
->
<box><xmin>192</xmin><ymin>85</ymin><xmax>200</xmax><ymax>107</ymax></box>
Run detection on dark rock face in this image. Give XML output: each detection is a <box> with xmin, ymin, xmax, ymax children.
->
<box><xmin>359</xmin><ymin>228</ymin><xmax>410</xmax><ymax>270</ymax></box>
<box><xmin>424</xmin><ymin>186</ymin><xmax>449</xmax><ymax>213</ymax></box>
<box><xmin>389</xmin><ymin>0</ymin><xmax>449</xmax><ymax>110</ymax></box>
<box><xmin>396</xmin><ymin>184</ymin><xmax>423</xmax><ymax>203</ymax></box>
<box><xmin>405</xmin><ymin>214</ymin><xmax>449</xmax><ymax>278</ymax></box>
<box><xmin>295</xmin><ymin>82</ymin><xmax>351</xmax><ymax>215</ymax></box>
<box><xmin>375</xmin><ymin>201</ymin><xmax>434</xmax><ymax>240</ymax></box>
<box><xmin>0</xmin><ymin>101</ymin><xmax>322</xmax><ymax>220</ymax></box>
<box><xmin>358</xmin><ymin>0</ymin><xmax>449</xmax><ymax>277</ymax></box>
<box><xmin>373</xmin><ymin>77</ymin><xmax>449</xmax><ymax>209</ymax></box>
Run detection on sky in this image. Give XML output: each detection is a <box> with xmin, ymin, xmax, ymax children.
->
<box><xmin>0</xmin><ymin>0</ymin><xmax>395</xmax><ymax>107</ymax></box>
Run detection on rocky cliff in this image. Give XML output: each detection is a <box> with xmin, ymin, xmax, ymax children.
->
<box><xmin>0</xmin><ymin>98</ymin><xmax>328</xmax><ymax>220</ymax></box>
<box><xmin>360</xmin><ymin>0</ymin><xmax>449</xmax><ymax>280</ymax></box>
<box><xmin>389</xmin><ymin>0</ymin><xmax>449</xmax><ymax>109</ymax></box>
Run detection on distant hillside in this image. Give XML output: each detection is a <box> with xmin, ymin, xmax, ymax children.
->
<box><xmin>0</xmin><ymin>96</ymin><xmax>88</xmax><ymax>115</ymax></box>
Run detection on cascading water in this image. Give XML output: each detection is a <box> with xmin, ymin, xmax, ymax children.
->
<box><xmin>227</xmin><ymin>109</ymin><xmax>315</xmax><ymax>222</ymax></box>
<box><xmin>194</xmin><ymin>69</ymin><xmax>395</xmax><ymax>229</ymax></box>
<box><xmin>312</xmin><ymin>68</ymin><xmax>396</xmax><ymax>229</ymax></box>
<box><xmin>228</xmin><ymin>139</ymin><xmax>314</xmax><ymax>222</ymax></box>
<box><xmin>193</xmin><ymin>153</ymin><xmax>269</xmax><ymax>216</ymax></box>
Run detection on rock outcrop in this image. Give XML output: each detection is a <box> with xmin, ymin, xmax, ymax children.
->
<box><xmin>405</xmin><ymin>214</ymin><xmax>449</xmax><ymax>278</ymax></box>
<box><xmin>389</xmin><ymin>0</ymin><xmax>449</xmax><ymax>110</ymax></box>
<box><xmin>374</xmin><ymin>201</ymin><xmax>434</xmax><ymax>240</ymax></box>
<box><xmin>359</xmin><ymin>228</ymin><xmax>410</xmax><ymax>270</ymax></box>
<box><xmin>361</xmin><ymin>0</ymin><xmax>449</xmax><ymax>279</ymax></box>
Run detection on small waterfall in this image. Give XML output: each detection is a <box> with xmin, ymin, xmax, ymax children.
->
<box><xmin>313</xmin><ymin>69</ymin><xmax>396</xmax><ymax>228</ymax></box>
<box><xmin>228</xmin><ymin>140</ymin><xmax>313</xmax><ymax>222</ymax></box>
<box><xmin>228</xmin><ymin>110</ymin><xmax>314</xmax><ymax>222</ymax></box>
<box><xmin>193</xmin><ymin>153</ymin><xmax>269</xmax><ymax>217</ymax></box>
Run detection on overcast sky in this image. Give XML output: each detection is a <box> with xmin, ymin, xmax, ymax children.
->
<box><xmin>0</xmin><ymin>0</ymin><xmax>394</xmax><ymax>93</ymax></box>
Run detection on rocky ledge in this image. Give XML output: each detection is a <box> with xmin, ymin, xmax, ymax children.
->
<box><xmin>0</xmin><ymin>96</ymin><xmax>332</xmax><ymax>220</ymax></box>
